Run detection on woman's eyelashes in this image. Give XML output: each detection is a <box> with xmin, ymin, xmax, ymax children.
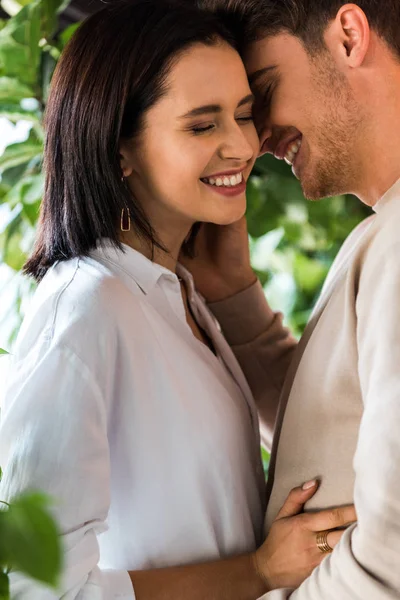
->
<box><xmin>189</xmin><ymin>114</ymin><xmax>254</xmax><ymax>135</ymax></box>
<box><xmin>191</xmin><ymin>123</ymin><xmax>215</xmax><ymax>134</ymax></box>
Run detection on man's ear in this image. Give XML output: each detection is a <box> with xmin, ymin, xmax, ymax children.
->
<box><xmin>119</xmin><ymin>141</ymin><xmax>135</xmax><ymax>178</ymax></box>
<box><xmin>325</xmin><ymin>3</ymin><xmax>370</xmax><ymax>68</ymax></box>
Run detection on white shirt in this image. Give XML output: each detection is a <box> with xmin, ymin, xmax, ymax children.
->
<box><xmin>0</xmin><ymin>242</ymin><xmax>265</xmax><ymax>599</ymax></box>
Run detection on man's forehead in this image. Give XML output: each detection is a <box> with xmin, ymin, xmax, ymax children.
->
<box><xmin>244</xmin><ymin>34</ymin><xmax>302</xmax><ymax>78</ymax></box>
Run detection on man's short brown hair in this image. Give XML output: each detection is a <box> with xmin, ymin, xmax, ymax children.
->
<box><xmin>197</xmin><ymin>0</ymin><xmax>400</xmax><ymax>58</ymax></box>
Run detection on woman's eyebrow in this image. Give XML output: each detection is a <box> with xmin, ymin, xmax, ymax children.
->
<box><xmin>179</xmin><ymin>93</ymin><xmax>254</xmax><ymax>120</ymax></box>
<box><xmin>238</xmin><ymin>93</ymin><xmax>255</xmax><ymax>107</ymax></box>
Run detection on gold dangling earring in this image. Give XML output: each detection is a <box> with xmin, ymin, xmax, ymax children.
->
<box><xmin>120</xmin><ymin>207</ymin><xmax>131</xmax><ymax>232</ymax></box>
<box><xmin>120</xmin><ymin>175</ymin><xmax>131</xmax><ymax>232</ymax></box>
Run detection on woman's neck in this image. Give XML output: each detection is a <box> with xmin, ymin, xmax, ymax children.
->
<box><xmin>120</xmin><ymin>226</ymin><xmax>189</xmax><ymax>274</ymax></box>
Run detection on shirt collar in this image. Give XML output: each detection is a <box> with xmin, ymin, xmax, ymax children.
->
<box><xmin>91</xmin><ymin>240</ymin><xmax>181</xmax><ymax>295</ymax></box>
<box><xmin>373</xmin><ymin>176</ymin><xmax>400</xmax><ymax>214</ymax></box>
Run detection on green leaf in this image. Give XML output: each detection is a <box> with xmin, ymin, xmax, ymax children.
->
<box><xmin>0</xmin><ymin>76</ymin><xmax>34</xmax><ymax>101</ymax></box>
<box><xmin>0</xmin><ymin>204</ymin><xmax>27</xmax><ymax>270</ymax></box>
<box><xmin>1</xmin><ymin>0</ymin><xmax>32</xmax><ymax>17</ymax></box>
<box><xmin>1</xmin><ymin>163</ymin><xmax>28</xmax><ymax>187</ymax></box>
<box><xmin>261</xmin><ymin>446</ymin><xmax>270</xmax><ymax>478</ymax></box>
<box><xmin>0</xmin><ymin>349</ymin><xmax>9</xmax><ymax>355</ymax></box>
<box><xmin>3</xmin><ymin>229</ymin><xmax>27</xmax><ymax>270</ymax></box>
<box><xmin>293</xmin><ymin>254</ymin><xmax>329</xmax><ymax>295</ymax></box>
<box><xmin>42</xmin><ymin>0</ymin><xmax>72</xmax><ymax>40</ymax></box>
<box><xmin>0</xmin><ymin>183</ymin><xmax>10</xmax><ymax>203</ymax></box>
<box><xmin>2</xmin><ymin>492</ymin><xmax>62</xmax><ymax>587</ymax></box>
<box><xmin>250</xmin><ymin>228</ymin><xmax>284</xmax><ymax>271</ymax></box>
<box><xmin>40</xmin><ymin>47</ymin><xmax>57</xmax><ymax>103</ymax></box>
<box><xmin>0</xmin><ymin>106</ymin><xmax>40</xmax><ymax>123</ymax></box>
<box><xmin>59</xmin><ymin>22</ymin><xmax>80</xmax><ymax>48</ymax></box>
<box><xmin>0</xmin><ymin>571</ymin><xmax>9</xmax><ymax>600</ymax></box>
<box><xmin>255</xmin><ymin>153</ymin><xmax>294</xmax><ymax>179</ymax></box>
<box><xmin>5</xmin><ymin>173</ymin><xmax>44</xmax><ymax>206</ymax></box>
<box><xmin>0</xmin><ymin>140</ymin><xmax>42</xmax><ymax>174</ymax></box>
<box><xmin>0</xmin><ymin>0</ymin><xmax>42</xmax><ymax>87</ymax></box>
<box><xmin>0</xmin><ymin>36</ymin><xmax>32</xmax><ymax>83</ymax></box>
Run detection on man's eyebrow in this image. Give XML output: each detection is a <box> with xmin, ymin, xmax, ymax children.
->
<box><xmin>248</xmin><ymin>66</ymin><xmax>278</xmax><ymax>86</ymax></box>
<box><xmin>179</xmin><ymin>93</ymin><xmax>254</xmax><ymax>119</ymax></box>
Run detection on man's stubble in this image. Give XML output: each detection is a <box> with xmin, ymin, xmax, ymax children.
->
<box><xmin>300</xmin><ymin>56</ymin><xmax>365</xmax><ymax>201</ymax></box>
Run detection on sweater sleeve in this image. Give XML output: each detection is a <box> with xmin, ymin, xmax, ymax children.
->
<box><xmin>257</xmin><ymin>235</ymin><xmax>400</xmax><ymax>600</ymax></box>
<box><xmin>208</xmin><ymin>280</ymin><xmax>297</xmax><ymax>450</ymax></box>
<box><xmin>0</xmin><ymin>343</ymin><xmax>135</xmax><ymax>599</ymax></box>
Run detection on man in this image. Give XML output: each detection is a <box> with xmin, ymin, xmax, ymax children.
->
<box><xmin>189</xmin><ymin>1</ymin><xmax>400</xmax><ymax>598</ymax></box>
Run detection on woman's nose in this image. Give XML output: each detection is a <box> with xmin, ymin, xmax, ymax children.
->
<box><xmin>219</xmin><ymin>124</ymin><xmax>255</xmax><ymax>163</ymax></box>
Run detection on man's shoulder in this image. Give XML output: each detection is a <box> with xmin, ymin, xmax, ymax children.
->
<box><xmin>359</xmin><ymin>201</ymin><xmax>400</xmax><ymax>261</ymax></box>
<box><xmin>350</xmin><ymin>201</ymin><xmax>400</xmax><ymax>293</ymax></box>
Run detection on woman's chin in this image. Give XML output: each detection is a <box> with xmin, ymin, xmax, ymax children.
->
<box><xmin>203</xmin><ymin>203</ymin><xmax>246</xmax><ymax>226</ymax></box>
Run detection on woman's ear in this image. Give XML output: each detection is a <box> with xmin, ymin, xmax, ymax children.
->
<box><xmin>119</xmin><ymin>141</ymin><xmax>135</xmax><ymax>178</ymax></box>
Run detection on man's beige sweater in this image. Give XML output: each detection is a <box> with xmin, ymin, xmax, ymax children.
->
<box><xmin>210</xmin><ymin>180</ymin><xmax>400</xmax><ymax>599</ymax></box>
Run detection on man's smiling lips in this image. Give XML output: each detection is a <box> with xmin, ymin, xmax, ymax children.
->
<box><xmin>274</xmin><ymin>134</ymin><xmax>303</xmax><ymax>163</ymax></box>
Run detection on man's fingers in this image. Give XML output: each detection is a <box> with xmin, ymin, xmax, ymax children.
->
<box><xmin>275</xmin><ymin>480</ymin><xmax>319</xmax><ymax>520</ymax></box>
<box><xmin>303</xmin><ymin>504</ymin><xmax>357</xmax><ymax>532</ymax></box>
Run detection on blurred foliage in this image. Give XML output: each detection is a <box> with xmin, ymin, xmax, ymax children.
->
<box><xmin>247</xmin><ymin>156</ymin><xmax>371</xmax><ymax>336</ymax></box>
<box><xmin>0</xmin><ymin>453</ymin><xmax>62</xmax><ymax>598</ymax></box>
<box><xmin>0</xmin><ymin>1</ymin><xmax>66</xmax><ymax>595</ymax></box>
<box><xmin>0</xmin><ymin>0</ymin><xmax>372</xmax><ymax>350</ymax></box>
<box><xmin>0</xmin><ymin>0</ymin><xmax>77</xmax><ymax>348</ymax></box>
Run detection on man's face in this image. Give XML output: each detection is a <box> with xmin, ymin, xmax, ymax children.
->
<box><xmin>244</xmin><ymin>33</ymin><xmax>364</xmax><ymax>200</ymax></box>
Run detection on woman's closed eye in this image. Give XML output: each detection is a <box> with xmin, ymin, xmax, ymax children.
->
<box><xmin>190</xmin><ymin>114</ymin><xmax>254</xmax><ymax>135</ymax></box>
<box><xmin>190</xmin><ymin>123</ymin><xmax>216</xmax><ymax>134</ymax></box>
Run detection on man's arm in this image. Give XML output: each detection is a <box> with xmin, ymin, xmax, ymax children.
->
<box><xmin>257</xmin><ymin>232</ymin><xmax>400</xmax><ymax>600</ymax></box>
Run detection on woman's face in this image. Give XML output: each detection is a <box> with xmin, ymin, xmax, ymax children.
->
<box><xmin>120</xmin><ymin>42</ymin><xmax>259</xmax><ymax>234</ymax></box>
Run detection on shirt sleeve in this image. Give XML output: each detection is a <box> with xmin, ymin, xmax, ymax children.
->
<box><xmin>208</xmin><ymin>280</ymin><xmax>297</xmax><ymax>449</ymax></box>
<box><xmin>256</xmin><ymin>237</ymin><xmax>400</xmax><ymax>599</ymax></box>
<box><xmin>0</xmin><ymin>343</ymin><xmax>135</xmax><ymax>599</ymax></box>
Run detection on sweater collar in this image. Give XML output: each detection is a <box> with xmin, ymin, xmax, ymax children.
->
<box><xmin>373</xmin><ymin>176</ymin><xmax>400</xmax><ymax>214</ymax></box>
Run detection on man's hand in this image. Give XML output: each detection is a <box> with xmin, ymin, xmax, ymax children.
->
<box><xmin>181</xmin><ymin>217</ymin><xmax>257</xmax><ymax>303</ymax></box>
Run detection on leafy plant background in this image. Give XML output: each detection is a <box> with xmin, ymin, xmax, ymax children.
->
<box><xmin>0</xmin><ymin>0</ymin><xmax>372</xmax><ymax>589</ymax></box>
<box><xmin>0</xmin><ymin>0</ymin><xmax>73</xmax><ymax>595</ymax></box>
<box><xmin>0</xmin><ymin>466</ymin><xmax>62</xmax><ymax>599</ymax></box>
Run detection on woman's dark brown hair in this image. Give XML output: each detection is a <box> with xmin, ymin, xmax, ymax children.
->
<box><xmin>24</xmin><ymin>0</ymin><xmax>237</xmax><ymax>281</ymax></box>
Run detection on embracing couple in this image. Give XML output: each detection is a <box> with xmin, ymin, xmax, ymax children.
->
<box><xmin>0</xmin><ymin>0</ymin><xmax>399</xmax><ymax>598</ymax></box>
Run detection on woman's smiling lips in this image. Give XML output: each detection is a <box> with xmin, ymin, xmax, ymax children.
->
<box><xmin>200</xmin><ymin>168</ymin><xmax>247</xmax><ymax>196</ymax></box>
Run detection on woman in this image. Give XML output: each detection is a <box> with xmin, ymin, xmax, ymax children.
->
<box><xmin>0</xmin><ymin>1</ymin><xmax>355</xmax><ymax>598</ymax></box>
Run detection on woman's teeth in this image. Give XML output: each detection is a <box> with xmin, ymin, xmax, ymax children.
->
<box><xmin>202</xmin><ymin>172</ymin><xmax>243</xmax><ymax>187</ymax></box>
<box><xmin>284</xmin><ymin>138</ymin><xmax>302</xmax><ymax>165</ymax></box>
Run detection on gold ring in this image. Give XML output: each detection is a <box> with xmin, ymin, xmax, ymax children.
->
<box><xmin>316</xmin><ymin>530</ymin><xmax>333</xmax><ymax>553</ymax></box>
